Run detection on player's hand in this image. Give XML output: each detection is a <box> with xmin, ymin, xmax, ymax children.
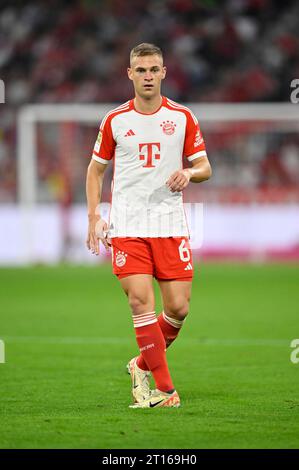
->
<box><xmin>95</xmin><ymin>218</ymin><xmax>111</xmax><ymax>252</ymax></box>
<box><xmin>86</xmin><ymin>214</ymin><xmax>100</xmax><ymax>255</ymax></box>
<box><xmin>166</xmin><ymin>169</ymin><xmax>192</xmax><ymax>192</ymax></box>
<box><xmin>86</xmin><ymin>216</ymin><xmax>110</xmax><ymax>255</ymax></box>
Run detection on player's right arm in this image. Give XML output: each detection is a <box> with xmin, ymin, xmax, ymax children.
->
<box><xmin>86</xmin><ymin>159</ymin><xmax>108</xmax><ymax>255</ymax></box>
<box><xmin>86</xmin><ymin>114</ymin><xmax>116</xmax><ymax>255</ymax></box>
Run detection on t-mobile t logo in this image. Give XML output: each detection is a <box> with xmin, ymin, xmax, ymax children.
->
<box><xmin>139</xmin><ymin>142</ymin><xmax>161</xmax><ymax>168</ymax></box>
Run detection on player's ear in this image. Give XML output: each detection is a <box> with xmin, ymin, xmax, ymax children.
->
<box><xmin>162</xmin><ymin>66</ymin><xmax>166</xmax><ymax>80</ymax></box>
<box><xmin>127</xmin><ymin>67</ymin><xmax>133</xmax><ymax>81</ymax></box>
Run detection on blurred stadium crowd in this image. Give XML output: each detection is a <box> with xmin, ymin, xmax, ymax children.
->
<box><xmin>1</xmin><ymin>0</ymin><xmax>299</xmax><ymax>202</ymax></box>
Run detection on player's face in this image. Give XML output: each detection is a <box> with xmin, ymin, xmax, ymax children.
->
<box><xmin>128</xmin><ymin>55</ymin><xmax>166</xmax><ymax>99</ymax></box>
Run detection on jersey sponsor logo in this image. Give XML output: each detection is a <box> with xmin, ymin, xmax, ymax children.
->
<box><xmin>115</xmin><ymin>250</ymin><xmax>128</xmax><ymax>267</ymax></box>
<box><xmin>124</xmin><ymin>129</ymin><xmax>135</xmax><ymax>137</ymax></box>
<box><xmin>139</xmin><ymin>142</ymin><xmax>161</xmax><ymax>168</ymax></box>
<box><xmin>96</xmin><ymin>130</ymin><xmax>102</xmax><ymax>144</ymax></box>
<box><xmin>160</xmin><ymin>120</ymin><xmax>176</xmax><ymax>135</ymax></box>
<box><xmin>194</xmin><ymin>129</ymin><xmax>203</xmax><ymax>147</ymax></box>
<box><xmin>94</xmin><ymin>141</ymin><xmax>100</xmax><ymax>153</ymax></box>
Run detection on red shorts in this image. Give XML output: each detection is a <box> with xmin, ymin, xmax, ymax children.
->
<box><xmin>111</xmin><ymin>237</ymin><xmax>193</xmax><ymax>281</ymax></box>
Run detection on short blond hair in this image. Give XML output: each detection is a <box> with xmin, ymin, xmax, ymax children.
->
<box><xmin>130</xmin><ymin>43</ymin><xmax>163</xmax><ymax>65</ymax></box>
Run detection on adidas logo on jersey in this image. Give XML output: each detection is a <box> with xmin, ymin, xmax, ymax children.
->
<box><xmin>184</xmin><ymin>262</ymin><xmax>193</xmax><ymax>271</ymax></box>
<box><xmin>124</xmin><ymin>129</ymin><xmax>135</xmax><ymax>137</ymax></box>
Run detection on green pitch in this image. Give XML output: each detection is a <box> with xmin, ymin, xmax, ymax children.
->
<box><xmin>0</xmin><ymin>263</ymin><xmax>298</xmax><ymax>449</ymax></box>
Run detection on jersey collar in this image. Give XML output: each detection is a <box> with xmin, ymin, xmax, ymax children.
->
<box><xmin>131</xmin><ymin>96</ymin><xmax>166</xmax><ymax>115</ymax></box>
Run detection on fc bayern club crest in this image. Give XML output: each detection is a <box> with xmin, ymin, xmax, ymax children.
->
<box><xmin>115</xmin><ymin>250</ymin><xmax>128</xmax><ymax>267</ymax></box>
<box><xmin>160</xmin><ymin>120</ymin><xmax>176</xmax><ymax>135</ymax></box>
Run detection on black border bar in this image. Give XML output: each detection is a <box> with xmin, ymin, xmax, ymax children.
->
<box><xmin>0</xmin><ymin>449</ymin><xmax>298</xmax><ymax>466</ymax></box>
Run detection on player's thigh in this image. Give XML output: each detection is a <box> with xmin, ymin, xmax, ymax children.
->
<box><xmin>158</xmin><ymin>279</ymin><xmax>192</xmax><ymax>319</ymax></box>
<box><xmin>120</xmin><ymin>274</ymin><xmax>155</xmax><ymax>313</ymax></box>
<box><xmin>111</xmin><ymin>237</ymin><xmax>154</xmax><ymax>277</ymax></box>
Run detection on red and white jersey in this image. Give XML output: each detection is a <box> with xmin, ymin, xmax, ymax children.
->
<box><xmin>92</xmin><ymin>96</ymin><xmax>207</xmax><ymax>237</ymax></box>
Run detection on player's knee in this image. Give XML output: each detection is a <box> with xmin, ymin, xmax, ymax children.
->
<box><xmin>128</xmin><ymin>293</ymin><xmax>153</xmax><ymax>316</ymax></box>
<box><xmin>166</xmin><ymin>299</ymin><xmax>189</xmax><ymax>321</ymax></box>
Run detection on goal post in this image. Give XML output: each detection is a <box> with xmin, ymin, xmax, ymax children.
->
<box><xmin>16</xmin><ymin>103</ymin><xmax>299</xmax><ymax>264</ymax></box>
<box><xmin>17</xmin><ymin>102</ymin><xmax>299</xmax><ymax>204</ymax></box>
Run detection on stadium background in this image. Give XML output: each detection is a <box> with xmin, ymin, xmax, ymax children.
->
<box><xmin>0</xmin><ymin>0</ymin><xmax>299</xmax><ymax>449</ymax></box>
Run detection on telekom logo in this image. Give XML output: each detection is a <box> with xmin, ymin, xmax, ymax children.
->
<box><xmin>139</xmin><ymin>142</ymin><xmax>161</xmax><ymax>168</ymax></box>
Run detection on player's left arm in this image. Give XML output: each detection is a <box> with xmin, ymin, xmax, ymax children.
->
<box><xmin>166</xmin><ymin>110</ymin><xmax>212</xmax><ymax>192</ymax></box>
<box><xmin>188</xmin><ymin>155</ymin><xmax>212</xmax><ymax>183</ymax></box>
<box><xmin>166</xmin><ymin>156</ymin><xmax>212</xmax><ymax>192</ymax></box>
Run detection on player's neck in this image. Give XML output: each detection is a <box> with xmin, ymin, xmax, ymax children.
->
<box><xmin>134</xmin><ymin>95</ymin><xmax>163</xmax><ymax>114</ymax></box>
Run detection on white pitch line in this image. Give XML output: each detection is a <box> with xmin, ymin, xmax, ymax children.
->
<box><xmin>1</xmin><ymin>336</ymin><xmax>131</xmax><ymax>345</ymax></box>
<box><xmin>1</xmin><ymin>336</ymin><xmax>290</xmax><ymax>347</ymax></box>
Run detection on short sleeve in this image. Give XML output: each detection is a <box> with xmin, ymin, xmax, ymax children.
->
<box><xmin>183</xmin><ymin>110</ymin><xmax>207</xmax><ymax>162</ymax></box>
<box><xmin>92</xmin><ymin>114</ymin><xmax>116</xmax><ymax>164</ymax></box>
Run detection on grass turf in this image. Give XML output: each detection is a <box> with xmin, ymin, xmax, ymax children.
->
<box><xmin>0</xmin><ymin>263</ymin><xmax>298</xmax><ymax>449</ymax></box>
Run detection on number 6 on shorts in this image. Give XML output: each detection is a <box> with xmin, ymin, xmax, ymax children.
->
<box><xmin>178</xmin><ymin>239</ymin><xmax>191</xmax><ymax>262</ymax></box>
